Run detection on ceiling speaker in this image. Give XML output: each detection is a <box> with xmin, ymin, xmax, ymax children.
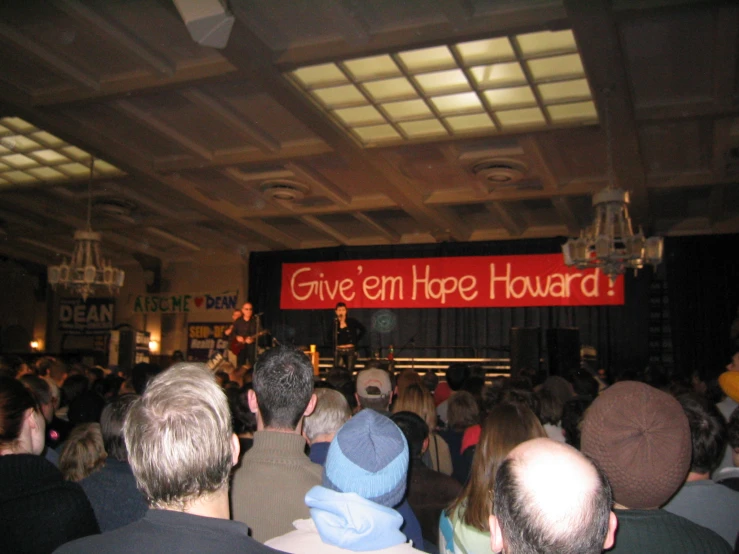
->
<box><xmin>471</xmin><ymin>158</ymin><xmax>528</xmax><ymax>188</ymax></box>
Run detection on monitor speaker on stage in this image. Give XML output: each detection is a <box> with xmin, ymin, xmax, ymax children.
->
<box><xmin>510</xmin><ymin>327</ymin><xmax>541</xmax><ymax>380</ymax></box>
<box><xmin>546</xmin><ymin>328</ymin><xmax>581</xmax><ymax>378</ymax></box>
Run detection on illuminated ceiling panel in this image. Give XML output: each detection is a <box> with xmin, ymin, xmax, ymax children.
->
<box><xmin>286</xmin><ymin>29</ymin><xmax>597</xmax><ymax>146</ymax></box>
<box><xmin>0</xmin><ymin>117</ymin><xmax>125</xmax><ymax>188</ymax></box>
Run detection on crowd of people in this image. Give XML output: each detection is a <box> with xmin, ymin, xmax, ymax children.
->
<box><xmin>1</xmin><ymin>345</ymin><xmax>738</xmax><ymax>553</ymax></box>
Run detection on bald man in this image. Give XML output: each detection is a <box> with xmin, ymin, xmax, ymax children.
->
<box><xmin>490</xmin><ymin>438</ymin><xmax>618</xmax><ymax>554</ymax></box>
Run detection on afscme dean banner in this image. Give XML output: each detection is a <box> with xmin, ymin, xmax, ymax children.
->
<box><xmin>280</xmin><ymin>254</ymin><xmax>624</xmax><ymax>309</ymax></box>
<box><xmin>131</xmin><ymin>290</ymin><xmax>239</xmax><ymax>314</ymax></box>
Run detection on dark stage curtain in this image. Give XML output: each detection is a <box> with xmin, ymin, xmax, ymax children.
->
<box><xmin>665</xmin><ymin>234</ymin><xmax>739</xmax><ymax>380</ymax></box>
<box><xmin>248</xmin><ymin>238</ymin><xmax>654</xmax><ymax>374</ymax></box>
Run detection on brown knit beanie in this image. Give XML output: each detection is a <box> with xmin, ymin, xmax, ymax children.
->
<box><xmin>581</xmin><ymin>381</ymin><xmax>690</xmax><ymax>509</ymax></box>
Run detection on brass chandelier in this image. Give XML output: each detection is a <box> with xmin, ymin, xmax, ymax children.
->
<box><xmin>48</xmin><ymin>157</ymin><xmax>125</xmax><ymax>301</ymax></box>
<box><xmin>562</xmin><ymin>92</ymin><xmax>663</xmax><ymax>282</ymax></box>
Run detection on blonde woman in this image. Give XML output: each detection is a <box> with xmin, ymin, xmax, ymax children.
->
<box><xmin>393</xmin><ymin>383</ymin><xmax>453</xmax><ymax>476</ymax></box>
<box><xmin>59</xmin><ymin>422</ymin><xmax>107</xmax><ymax>482</ymax></box>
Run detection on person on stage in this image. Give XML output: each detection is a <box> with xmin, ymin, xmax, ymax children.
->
<box><xmin>232</xmin><ymin>302</ymin><xmax>261</xmax><ymax>369</ymax></box>
<box><xmin>332</xmin><ymin>302</ymin><xmax>366</xmax><ymax>372</ymax></box>
<box><xmin>223</xmin><ymin>309</ymin><xmax>243</xmax><ymax>366</ymax></box>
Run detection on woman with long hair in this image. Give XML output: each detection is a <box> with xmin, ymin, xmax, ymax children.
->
<box><xmin>393</xmin><ymin>383</ymin><xmax>453</xmax><ymax>475</ymax></box>
<box><xmin>0</xmin><ymin>376</ymin><xmax>99</xmax><ymax>552</ymax></box>
<box><xmin>439</xmin><ymin>402</ymin><xmax>546</xmax><ymax>554</ymax></box>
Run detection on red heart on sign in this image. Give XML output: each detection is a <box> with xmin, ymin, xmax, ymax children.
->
<box><xmin>194</xmin><ymin>297</ymin><xmax>204</xmax><ymax>308</ymax></box>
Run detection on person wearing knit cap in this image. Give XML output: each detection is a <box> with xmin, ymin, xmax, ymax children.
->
<box><xmin>581</xmin><ymin>381</ymin><xmax>731</xmax><ymax>553</ymax></box>
<box><xmin>266</xmin><ymin>409</ymin><xmax>425</xmax><ymax>554</ymax></box>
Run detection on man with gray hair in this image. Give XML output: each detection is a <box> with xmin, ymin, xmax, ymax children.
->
<box><xmin>78</xmin><ymin>395</ymin><xmax>148</xmax><ymax>531</ymax></box>
<box><xmin>56</xmin><ymin>363</ymin><xmax>280</xmax><ymax>554</ymax></box>
<box><xmin>305</xmin><ymin>388</ymin><xmax>351</xmax><ymax>465</ymax></box>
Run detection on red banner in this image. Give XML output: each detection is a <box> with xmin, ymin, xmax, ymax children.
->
<box><xmin>280</xmin><ymin>254</ymin><xmax>624</xmax><ymax>309</ymax></box>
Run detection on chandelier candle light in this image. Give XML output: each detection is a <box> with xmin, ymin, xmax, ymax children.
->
<box><xmin>562</xmin><ymin>91</ymin><xmax>663</xmax><ymax>283</ymax></box>
<box><xmin>48</xmin><ymin>157</ymin><xmax>125</xmax><ymax>301</ymax></box>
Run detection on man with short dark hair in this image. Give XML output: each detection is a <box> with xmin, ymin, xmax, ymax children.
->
<box><xmin>391</xmin><ymin>411</ymin><xmax>461</xmax><ymax>549</ymax></box>
<box><xmin>231</xmin><ymin>346</ymin><xmax>320</xmax><ymax>543</ymax></box>
<box><xmin>79</xmin><ymin>394</ymin><xmax>148</xmax><ymax>531</ymax></box>
<box><xmin>490</xmin><ymin>438</ymin><xmax>617</xmax><ymax>554</ymax></box>
<box><xmin>56</xmin><ymin>363</ymin><xmax>279</xmax><ymax>554</ymax></box>
<box><xmin>663</xmin><ymin>395</ymin><xmax>739</xmax><ymax>545</ymax></box>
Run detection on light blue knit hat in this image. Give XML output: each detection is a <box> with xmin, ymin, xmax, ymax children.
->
<box><xmin>322</xmin><ymin>409</ymin><xmax>409</xmax><ymax>508</ymax></box>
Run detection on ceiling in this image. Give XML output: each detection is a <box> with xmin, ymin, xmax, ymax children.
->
<box><xmin>0</xmin><ymin>0</ymin><xmax>737</xmax><ymax>269</ymax></box>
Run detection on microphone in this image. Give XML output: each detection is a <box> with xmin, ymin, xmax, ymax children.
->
<box><xmin>255</xmin><ymin>312</ymin><xmax>264</xmax><ymax>316</ymax></box>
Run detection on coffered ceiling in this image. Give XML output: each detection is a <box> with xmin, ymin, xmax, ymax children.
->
<box><xmin>0</xmin><ymin>0</ymin><xmax>737</xmax><ymax>268</ymax></box>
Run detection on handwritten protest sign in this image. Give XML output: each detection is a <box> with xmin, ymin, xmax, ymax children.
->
<box><xmin>280</xmin><ymin>254</ymin><xmax>623</xmax><ymax>309</ymax></box>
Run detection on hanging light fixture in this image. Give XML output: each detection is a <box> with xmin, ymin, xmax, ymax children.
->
<box><xmin>48</xmin><ymin>157</ymin><xmax>125</xmax><ymax>301</ymax></box>
<box><xmin>562</xmin><ymin>91</ymin><xmax>663</xmax><ymax>282</ymax></box>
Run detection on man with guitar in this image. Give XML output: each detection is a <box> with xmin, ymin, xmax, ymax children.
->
<box><xmin>231</xmin><ymin>302</ymin><xmax>265</xmax><ymax>369</ymax></box>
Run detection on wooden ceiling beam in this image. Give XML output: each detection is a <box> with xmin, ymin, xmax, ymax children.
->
<box><xmin>486</xmin><ymin>202</ymin><xmax>528</xmax><ymax>237</ymax></box>
<box><xmin>300</xmin><ymin>215</ymin><xmax>349</xmax><ymax>245</ymax></box>
<box><xmin>32</xmin><ymin>60</ymin><xmax>236</xmax><ymax>107</ymax></box>
<box><xmin>273</xmin><ymin>4</ymin><xmax>567</xmax><ymax>67</ymax></box>
<box><xmin>550</xmin><ymin>196</ymin><xmax>581</xmax><ymax>236</ymax></box>
<box><xmin>152</xmin><ymin>140</ymin><xmax>332</xmax><ymax>172</ymax></box>
<box><xmin>425</xmin><ymin>179</ymin><xmax>596</xmax><ymax>205</ymax></box>
<box><xmin>352</xmin><ymin>212</ymin><xmax>400</xmax><ymax>243</ymax></box>
<box><xmin>332</xmin><ymin>0</ymin><xmax>372</xmax><ymax>44</ymax></box>
<box><xmin>564</xmin><ymin>0</ymin><xmax>650</xmax><ymax>226</ymax></box>
<box><xmin>114</xmin><ymin>99</ymin><xmax>213</xmax><ymax>161</ymax></box>
<box><xmin>180</xmin><ymin>89</ymin><xmax>280</xmax><ymax>153</ymax></box>
<box><xmin>0</xmin><ymin>21</ymin><xmax>99</xmax><ymax>91</ymax></box>
<box><xmin>51</xmin><ymin>0</ymin><xmax>176</xmax><ymax>76</ymax></box>
<box><xmin>285</xmin><ymin>162</ymin><xmax>352</xmax><ymax>206</ymax></box>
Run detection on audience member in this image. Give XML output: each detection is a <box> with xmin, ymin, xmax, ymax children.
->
<box><xmin>537</xmin><ymin>375</ymin><xmax>574</xmax><ymax>443</ymax></box>
<box><xmin>231</xmin><ymin>346</ymin><xmax>320</xmax><ymax>543</ymax></box>
<box><xmin>0</xmin><ymin>376</ymin><xmax>99</xmax><ymax>553</ymax></box>
<box><xmin>436</xmin><ymin>363</ymin><xmax>470</xmax><ymax>426</ymax></box>
<box><xmin>421</xmin><ymin>370</ymin><xmax>439</xmax><ymax>396</ymax></box>
<box><xmin>305</xmin><ymin>388</ymin><xmax>351</xmax><ymax>466</ymax></box>
<box><xmin>560</xmin><ymin>395</ymin><xmax>593</xmax><ymax>450</ymax></box>
<box><xmin>392</xmin><ymin>411</ymin><xmax>461</xmax><ymax>550</ymax></box>
<box><xmin>663</xmin><ymin>395</ymin><xmax>739</xmax><ymax>545</ymax></box>
<box><xmin>439</xmin><ymin>391</ymin><xmax>478</xmax><ymax>484</ymax></box>
<box><xmin>714</xmin><ymin>406</ymin><xmax>739</xmax><ymax>491</ymax></box>
<box><xmin>581</xmin><ymin>381</ymin><xmax>731</xmax><ymax>553</ymax></box>
<box><xmin>266</xmin><ymin>409</ymin><xmax>425</xmax><ymax>553</ymax></box>
<box><xmin>79</xmin><ymin>395</ymin><xmax>148</xmax><ymax>531</ymax></box>
<box><xmin>393</xmin><ymin>383</ymin><xmax>453</xmax><ymax>475</ymax></box>
<box><xmin>225</xmin><ymin>386</ymin><xmax>256</xmax><ymax>462</ymax></box>
<box><xmin>396</xmin><ymin>369</ymin><xmax>424</xmax><ymax>398</ymax></box>
<box><xmin>569</xmin><ymin>369</ymin><xmax>600</xmax><ymax>399</ymax></box>
<box><xmin>131</xmin><ymin>362</ymin><xmax>162</xmax><ymax>395</ymax></box>
<box><xmin>490</xmin><ymin>438</ymin><xmax>617</xmax><ymax>554</ymax></box>
<box><xmin>355</xmin><ymin>368</ymin><xmax>394</xmax><ymax>414</ymax></box>
<box><xmin>440</xmin><ymin>403</ymin><xmax>546</xmax><ymax>554</ymax></box>
<box><xmin>56</xmin><ymin>364</ymin><xmax>279</xmax><ymax>554</ymax></box>
<box><xmin>19</xmin><ymin>374</ymin><xmax>60</xmax><ymax>465</ymax></box>
<box><xmin>59</xmin><ymin>422</ymin><xmax>106</xmax><ymax>482</ymax></box>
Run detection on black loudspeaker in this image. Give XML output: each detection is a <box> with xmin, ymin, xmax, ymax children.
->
<box><xmin>510</xmin><ymin>328</ymin><xmax>541</xmax><ymax>380</ymax></box>
<box><xmin>546</xmin><ymin>328</ymin><xmax>581</xmax><ymax>378</ymax></box>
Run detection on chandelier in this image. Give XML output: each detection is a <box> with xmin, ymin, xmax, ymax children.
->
<box><xmin>562</xmin><ymin>92</ymin><xmax>663</xmax><ymax>282</ymax></box>
<box><xmin>48</xmin><ymin>157</ymin><xmax>125</xmax><ymax>301</ymax></box>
